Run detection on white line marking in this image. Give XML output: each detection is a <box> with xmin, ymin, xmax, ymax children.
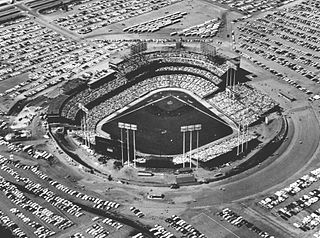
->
<box><xmin>199</xmin><ymin>212</ymin><xmax>241</xmax><ymax>238</ymax></box>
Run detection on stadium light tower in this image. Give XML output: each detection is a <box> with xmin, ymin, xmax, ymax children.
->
<box><xmin>180</xmin><ymin>126</ymin><xmax>188</xmax><ymax>168</ymax></box>
<box><xmin>78</xmin><ymin>103</ymin><xmax>89</xmax><ymax>148</ymax></box>
<box><xmin>187</xmin><ymin>125</ymin><xmax>195</xmax><ymax>168</ymax></box>
<box><xmin>119</xmin><ymin>122</ymin><xmax>138</xmax><ymax>167</ymax></box>
<box><xmin>245</xmin><ymin>123</ymin><xmax>249</xmax><ymax>150</ymax></box>
<box><xmin>118</xmin><ymin>122</ymin><xmax>125</xmax><ymax>166</ymax></box>
<box><xmin>124</xmin><ymin>123</ymin><xmax>131</xmax><ymax>166</ymax></box>
<box><xmin>131</xmin><ymin>124</ymin><xmax>137</xmax><ymax>168</ymax></box>
<box><xmin>195</xmin><ymin>124</ymin><xmax>202</xmax><ymax>169</ymax></box>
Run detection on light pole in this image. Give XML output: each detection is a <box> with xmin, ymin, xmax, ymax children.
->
<box><xmin>124</xmin><ymin>123</ymin><xmax>131</xmax><ymax>166</ymax></box>
<box><xmin>131</xmin><ymin>124</ymin><xmax>137</xmax><ymax>168</ymax></box>
<box><xmin>180</xmin><ymin>126</ymin><xmax>187</xmax><ymax>168</ymax></box>
<box><xmin>195</xmin><ymin>124</ymin><xmax>202</xmax><ymax>169</ymax></box>
<box><xmin>187</xmin><ymin>125</ymin><xmax>195</xmax><ymax>168</ymax></box>
<box><xmin>245</xmin><ymin>123</ymin><xmax>249</xmax><ymax>150</ymax></box>
<box><xmin>78</xmin><ymin>103</ymin><xmax>89</xmax><ymax>148</ymax></box>
<box><xmin>119</xmin><ymin>122</ymin><xmax>137</xmax><ymax>167</ymax></box>
<box><xmin>118</xmin><ymin>122</ymin><xmax>125</xmax><ymax>166</ymax></box>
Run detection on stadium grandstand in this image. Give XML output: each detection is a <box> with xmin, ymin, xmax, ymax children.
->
<box><xmin>48</xmin><ymin>43</ymin><xmax>278</xmax><ymax>167</ymax></box>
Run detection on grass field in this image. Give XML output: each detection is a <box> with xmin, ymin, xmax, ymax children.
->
<box><xmin>101</xmin><ymin>90</ymin><xmax>232</xmax><ymax>155</ymax></box>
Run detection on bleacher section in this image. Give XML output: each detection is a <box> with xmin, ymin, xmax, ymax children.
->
<box><xmin>207</xmin><ymin>84</ymin><xmax>277</xmax><ymax>125</ymax></box>
<box><xmin>47</xmin><ymin>48</ymin><xmax>280</xmax><ymax>163</ymax></box>
<box><xmin>116</xmin><ymin>51</ymin><xmax>229</xmax><ymax>78</ymax></box>
<box><xmin>61</xmin><ymin>75</ymin><xmax>127</xmax><ymax>120</ymax></box>
<box><xmin>86</xmin><ymin>74</ymin><xmax>218</xmax><ymax>131</ymax></box>
<box><xmin>173</xmin><ymin>133</ymin><xmax>257</xmax><ymax>164</ymax></box>
<box><xmin>58</xmin><ymin>50</ymin><xmax>229</xmax><ymax>125</ymax></box>
<box><xmin>155</xmin><ymin>65</ymin><xmax>221</xmax><ymax>85</ymax></box>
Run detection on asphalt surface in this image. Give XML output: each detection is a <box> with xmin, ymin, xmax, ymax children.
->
<box><xmin>164</xmin><ymin>106</ymin><xmax>320</xmax><ymax>207</ymax></box>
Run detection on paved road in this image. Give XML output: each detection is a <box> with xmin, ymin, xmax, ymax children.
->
<box><xmin>164</xmin><ymin>107</ymin><xmax>320</xmax><ymax>207</ymax></box>
<box><xmin>193</xmin><ymin>107</ymin><xmax>320</xmax><ymax>205</ymax></box>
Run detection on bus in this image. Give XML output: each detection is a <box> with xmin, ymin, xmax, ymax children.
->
<box><xmin>138</xmin><ymin>171</ymin><xmax>154</xmax><ymax>177</ymax></box>
<box><xmin>147</xmin><ymin>194</ymin><xmax>165</xmax><ymax>200</ymax></box>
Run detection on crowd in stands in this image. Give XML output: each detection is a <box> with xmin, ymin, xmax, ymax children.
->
<box><xmin>85</xmin><ymin>74</ymin><xmax>217</xmax><ymax>131</ymax></box>
<box><xmin>173</xmin><ymin>133</ymin><xmax>256</xmax><ymax>164</ymax></box>
<box><xmin>53</xmin><ymin>0</ymin><xmax>182</xmax><ymax>34</ymax></box>
<box><xmin>207</xmin><ymin>84</ymin><xmax>277</xmax><ymax>125</ymax></box>
<box><xmin>61</xmin><ymin>74</ymin><xmax>127</xmax><ymax>120</ymax></box>
<box><xmin>116</xmin><ymin>51</ymin><xmax>229</xmax><ymax>77</ymax></box>
<box><xmin>156</xmin><ymin>65</ymin><xmax>222</xmax><ymax>85</ymax></box>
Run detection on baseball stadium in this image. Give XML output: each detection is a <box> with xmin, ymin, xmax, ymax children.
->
<box><xmin>47</xmin><ymin>42</ymin><xmax>279</xmax><ymax>172</ymax></box>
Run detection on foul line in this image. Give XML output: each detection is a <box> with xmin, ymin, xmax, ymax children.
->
<box><xmin>173</xmin><ymin>95</ymin><xmax>235</xmax><ymax>129</ymax></box>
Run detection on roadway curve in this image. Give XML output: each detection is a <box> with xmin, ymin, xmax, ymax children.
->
<box><xmin>166</xmin><ymin>106</ymin><xmax>320</xmax><ymax>205</ymax></box>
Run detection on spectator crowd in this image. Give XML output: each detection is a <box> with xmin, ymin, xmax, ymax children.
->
<box><xmin>86</xmin><ymin>74</ymin><xmax>218</xmax><ymax>131</ymax></box>
<box><xmin>207</xmin><ymin>84</ymin><xmax>277</xmax><ymax>125</ymax></box>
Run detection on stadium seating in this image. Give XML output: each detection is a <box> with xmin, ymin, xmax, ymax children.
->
<box><xmin>173</xmin><ymin>133</ymin><xmax>257</xmax><ymax>164</ymax></box>
<box><xmin>85</xmin><ymin>74</ymin><xmax>218</xmax><ymax>131</ymax></box>
<box><xmin>116</xmin><ymin>51</ymin><xmax>229</xmax><ymax>78</ymax></box>
<box><xmin>207</xmin><ymin>83</ymin><xmax>277</xmax><ymax>125</ymax></box>
<box><xmin>156</xmin><ymin>65</ymin><xmax>222</xmax><ymax>85</ymax></box>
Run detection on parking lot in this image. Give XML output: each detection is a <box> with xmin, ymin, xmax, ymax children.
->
<box><xmin>2</xmin><ymin>0</ymin><xmax>320</xmax><ymax>237</ymax></box>
<box><xmin>235</xmin><ymin>0</ymin><xmax>320</xmax><ymax>99</ymax></box>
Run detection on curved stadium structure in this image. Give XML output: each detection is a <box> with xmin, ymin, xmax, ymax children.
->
<box><xmin>47</xmin><ymin>44</ymin><xmax>277</xmax><ymax>167</ymax></box>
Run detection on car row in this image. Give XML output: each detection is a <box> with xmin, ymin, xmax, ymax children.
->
<box><xmin>0</xmin><ymin>174</ymin><xmax>73</xmax><ymax>233</ymax></box>
<box><xmin>2</xmin><ymin>151</ymin><xmax>119</xmax><ymax>208</ymax></box>
<box><xmin>0</xmin><ymin>15</ymin><xmax>112</xmax><ymax>101</ymax></box>
<box><xmin>0</xmin><ymin>160</ymin><xmax>80</xmax><ymax>222</ymax></box>
<box><xmin>131</xmin><ymin>232</ymin><xmax>145</xmax><ymax>238</ymax></box>
<box><xmin>86</xmin><ymin>223</ymin><xmax>109</xmax><ymax>238</ymax></box>
<box><xmin>123</xmin><ymin>11</ymin><xmax>186</xmax><ymax>33</ymax></box>
<box><xmin>102</xmin><ymin>217</ymin><xmax>123</xmax><ymax>230</ymax></box>
<box><xmin>214</xmin><ymin>0</ymin><xmax>295</xmax><ymax>15</ymax></box>
<box><xmin>238</xmin><ymin>21</ymin><xmax>319</xmax><ymax>81</ymax></box>
<box><xmin>239</xmin><ymin>51</ymin><xmax>315</xmax><ymax>98</ymax></box>
<box><xmin>7</xmin><ymin>154</ymin><xmax>121</xmax><ymax>210</ymax></box>
<box><xmin>278</xmin><ymin>188</ymin><xmax>320</xmax><ymax>221</ymax></box>
<box><xmin>259</xmin><ymin>168</ymin><xmax>320</xmax><ymax>210</ymax></box>
<box><xmin>174</xmin><ymin>18</ymin><xmax>221</xmax><ymax>38</ymax></box>
<box><xmin>293</xmin><ymin>207</ymin><xmax>320</xmax><ymax>232</ymax></box>
<box><xmin>70</xmin><ymin>232</ymin><xmax>84</xmax><ymax>238</ymax></box>
<box><xmin>218</xmin><ymin>208</ymin><xmax>274</xmax><ymax>238</ymax></box>
<box><xmin>130</xmin><ymin>207</ymin><xmax>145</xmax><ymax>218</ymax></box>
<box><xmin>10</xmin><ymin>207</ymin><xmax>55</xmax><ymax>238</ymax></box>
<box><xmin>165</xmin><ymin>215</ymin><xmax>207</xmax><ymax>238</ymax></box>
<box><xmin>149</xmin><ymin>224</ymin><xmax>176</xmax><ymax>238</ymax></box>
<box><xmin>0</xmin><ymin>210</ymin><xmax>27</xmax><ymax>238</ymax></box>
<box><xmin>53</xmin><ymin>0</ymin><xmax>183</xmax><ymax>34</ymax></box>
<box><xmin>236</xmin><ymin>1</ymin><xmax>320</xmax><ymax>92</ymax></box>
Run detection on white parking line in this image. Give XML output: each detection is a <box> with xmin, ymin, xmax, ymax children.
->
<box><xmin>199</xmin><ymin>213</ymin><xmax>241</xmax><ymax>238</ymax></box>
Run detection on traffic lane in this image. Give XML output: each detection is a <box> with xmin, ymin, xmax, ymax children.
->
<box><xmin>192</xmin><ymin>108</ymin><xmax>320</xmax><ymax>205</ymax></box>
